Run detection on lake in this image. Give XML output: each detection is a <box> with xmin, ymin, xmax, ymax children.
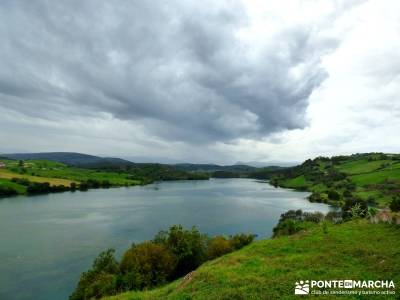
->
<box><xmin>0</xmin><ymin>178</ymin><xmax>332</xmax><ymax>300</ymax></box>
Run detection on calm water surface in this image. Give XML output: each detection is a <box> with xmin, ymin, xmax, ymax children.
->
<box><xmin>0</xmin><ymin>178</ymin><xmax>332</xmax><ymax>300</ymax></box>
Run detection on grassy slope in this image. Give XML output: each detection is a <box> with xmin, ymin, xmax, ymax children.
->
<box><xmin>277</xmin><ymin>154</ymin><xmax>400</xmax><ymax>207</ymax></box>
<box><xmin>0</xmin><ymin>169</ymin><xmax>75</xmax><ymax>186</ymax></box>
<box><xmin>106</xmin><ymin>221</ymin><xmax>400</xmax><ymax>300</ymax></box>
<box><xmin>0</xmin><ymin>159</ymin><xmax>140</xmax><ymax>194</ymax></box>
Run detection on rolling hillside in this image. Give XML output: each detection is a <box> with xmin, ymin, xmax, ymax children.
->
<box><xmin>105</xmin><ymin>221</ymin><xmax>399</xmax><ymax>300</ymax></box>
<box><xmin>0</xmin><ymin>157</ymin><xmax>208</xmax><ymax>197</ymax></box>
<box><xmin>268</xmin><ymin>153</ymin><xmax>400</xmax><ymax>207</ymax></box>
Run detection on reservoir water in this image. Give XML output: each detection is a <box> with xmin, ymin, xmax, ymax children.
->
<box><xmin>0</xmin><ymin>178</ymin><xmax>331</xmax><ymax>300</ymax></box>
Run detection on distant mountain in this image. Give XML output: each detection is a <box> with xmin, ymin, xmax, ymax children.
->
<box><xmin>235</xmin><ymin>161</ymin><xmax>299</xmax><ymax>168</ymax></box>
<box><xmin>2</xmin><ymin>153</ymin><xmax>291</xmax><ymax>174</ymax></box>
<box><xmin>3</xmin><ymin>152</ymin><xmax>133</xmax><ymax>167</ymax></box>
<box><xmin>119</xmin><ymin>155</ymin><xmax>185</xmax><ymax>164</ymax></box>
<box><xmin>174</xmin><ymin>163</ymin><xmax>257</xmax><ymax>173</ymax></box>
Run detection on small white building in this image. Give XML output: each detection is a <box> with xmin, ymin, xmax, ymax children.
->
<box><xmin>0</xmin><ymin>162</ymin><xmax>6</xmax><ymax>168</ymax></box>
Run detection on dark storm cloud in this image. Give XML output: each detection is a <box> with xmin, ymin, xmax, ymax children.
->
<box><xmin>0</xmin><ymin>0</ymin><xmax>334</xmax><ymax>143</ymax></box>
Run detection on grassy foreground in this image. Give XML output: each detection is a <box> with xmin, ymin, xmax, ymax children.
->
<box><xmin>104</xmin><ymin>221</ymin><xmax>399</xmax><ymax>300</ymax></box>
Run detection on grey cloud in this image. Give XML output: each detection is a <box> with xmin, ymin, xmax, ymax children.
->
<box><xmin>0</xmin><ymin>0</ymin><xmax>335</xmax><ymax>144</ymax></box>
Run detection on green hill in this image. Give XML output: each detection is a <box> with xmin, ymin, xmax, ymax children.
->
<box><xmin>105</xmin><ymin>221</ymin><xmax>399</xmax><ymax>300</ymax></box>
<box><xmin>267</xmin><ymin>153</ymin><xmax>400</xmax><ymax>208</ymax></box>
<box><xmin>0</xmin><ymin>158</ymin><xmax>209</xmax><ymax>197</ymax></box>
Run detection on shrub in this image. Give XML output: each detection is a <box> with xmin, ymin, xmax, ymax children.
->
<box><xmin>79</xmin><ymin>182</ymin><xmax>89</xmax><ymax>191</ymax></box>
<box><xmin>120</xmin><ymin>242</ymin><xmax>176</xmax><ymax>289</ymax></box>
<box><xmin>11</xmin><ymin>177</ymin><xmax>30</xmax><ymax>186</ymax></box>
<box><xmin>325</xmin><ymin>211</ymin><xmax>343</xmax><ymax>224</ymax></box>
<box><xmin>69</xmin><ymin>249</ymin><xmax>119</xmax><ymax>300</ymax></box>
<box><xmin>327</xmin><ymin>190</ymin><xmax>340</xmax><ymax>200</ymax></box>
<box><xmin>273</xmin><ymin>210</ymin><xmax>337</xmax><ymax>237</ymax></box>
<box><xmin>389</xmin><ymin>197</ymin><xmax>400</xmax><ymax>212</ymax></box>
<box><xmin>303</xmin><ymin>211</ymin><xmax>325</xmax><ymax>223</ymax></box>
<box><xmin>70</xmin><ymin>182</ymin><xmax>77</xmax><ymax>191</ymax></box>
<box><xmin>343</xmin><ymin>189</ymin><xmax>352</xmax><ymax>198</ymax></box>
<box><xmin>349</xmin><ymin>203</ymin><xmax>367</xmax><ymax>219</ymax></box>
<box><xmin>0</xmin><ymin>186</ymin><xmax>18</xmax><ymax>197</ymax></box>
<box><xmin>308</xmin><ymin>192</ymin><xmax>323</xmax><ymax>203</ymax></box>
<box><xmin>153</xmin><ymin>225</ymin><xmax>208</xmax><ymax>277</ymax></box>
<box><xmin>277</xmin><ymin>209</ymin><xmax>304</xmax><ymax>222</ymax></box>
<box><xmin>27</xmin><ymin>182</ymin><xmax>51</xmax><ymax>194</ymax></box>
<box><xmin>273</xmin><ymin>219</ymin><xmax>306</xmax><ymax>237</ymax></box>
<box><xmin>206</xmin><ymin>236</ymin><xmax>233</xmax><ymax>260</ymax></box>
<box><xmin>229</xmin><ymin>233</ymin><xmax>255</xmax><ymax>250</ymax></box>
<box><xmin>367</xmin><ymin>207</ymin><xmax>378</xmax><ymax>218</ymax></box>
<box><xmin>342</xmin><ymin>198</ymin><xmax>368</xmax><ymax>219</ymax></box>
<box><xmin>71</xmin><ymin>225</ymin><xmax>255</xmax><ymax>299</ymax></box>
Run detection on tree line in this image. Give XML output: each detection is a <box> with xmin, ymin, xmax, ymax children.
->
<box><xmin>70</xmin><ymin>225</ymin><xmax>255</xmax><ymax>300</ymax></box>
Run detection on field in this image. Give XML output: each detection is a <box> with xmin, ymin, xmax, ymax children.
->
<box><xmin>105</xmin><ymin>221</ymin><xmax>400</xmax><ymax>300</ymax></box>
<box><xmin>0</xmin><ymin>159</ymin><xmax>141</xmax><ymax>195</ymax></box>
<box><xmin>275</xmin><ymin>154</ymin><xmax>400</xmax><ymax>207</ymax></box>
<box><xmin>0</xmin><ymin>169</ymin><xmax>75</xmax><ymax>186</ymax></box>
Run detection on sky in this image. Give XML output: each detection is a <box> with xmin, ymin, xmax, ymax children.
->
<box><xmin>0</xmin><ymin>0</ymin><xmax>399</xmax><ymax>164</ymax></box>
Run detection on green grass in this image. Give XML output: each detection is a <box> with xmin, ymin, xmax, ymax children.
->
<box><xmin>350</xmin><ymin>169</ymin><xmax>400</xmax><ymax>186</ymax></box>
<box><xmin>279</xmin><ymin>175</ymin><xmax>308</xmax><ymax>189</ymax></box>
<box><xmin>336</xmin><ymin>159</ymin><xmax>392</xmax><ymax>175</ymax></box>
<box><xmin>105</xmin><ymin>221</ymin><xmax>400</xmax><ymax>300</ymax></box>
<box><xmin>0</xmin><ymin>178</ymin><xmax>27</xmax><ymax>194</ymax></box>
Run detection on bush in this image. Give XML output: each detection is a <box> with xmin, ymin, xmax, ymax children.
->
<box><xmin>327</xmin><ymin>190</ymin><xmax>341</xmax><ymax>200</ymax></box>
<box><xmin>325</xmin><ymin>211</ymin><xmax>342</xmax><ymax>224</ymax></box>
<box><xmin>303</xmin><ymin>211</ymin><xmax>325</xmax><ymax>223</ymax></box>
<box><xmin>71</xmin><ymin>225</ymin><xmax>255</xmax><ymax>299</ymax></box>
<box><xmin>277</xmin><ymin>209</ymin><xmax>304</xmax><ymax>222</ymax></box>
<box><xmin>343</xmin><ymin>189</ymin><xmax>352</xmax><ymax>198</ymax></box>
<box><xmin>0</xmin><ymin>186</ymin><xmax>18</xmax><ymax>197</ymax></box>
<box><xmin>11</xmin><ymin>177</ymin><xmax>30</xmax><ymax>186</ymax></box>
<box><xmin>27</xmin><ymin>182</ymin><xmax>51</xmax><ymax>194</ymax></box>
<box><xmin>389</xmin><ymin>197</ymin><xmax>400</xmax><ymax>212</ymax></box>
<box><xmin>69</xmin><ymin>249</ymin><xmax>119</xmax><ymax>300</ymax></box>
<box><xmin>273</xmin><ymin>219</ymin><xmax>307</xmax><ymax>237</ymax></box>
<box><xmin>153</xmin><ymin>225</ymin><xmax>208</xmax><ymax>277</ymax></box>
<box><xmin>120</xmin><ymin>242</ymin><xmax>176</xmax><ymax>289</ymax></box>
<box><xmin>273</xmin><ymin>210</ymin><xmax>338</xmax><ymax>237</ymax></box>
<box><xmin>308</xmin><ymin>192</ymin><xmax>323</xmax><ymax>203</ymax></box>
<box><xmin>70</xmin><ymin>182</ymin><xmax>77</xmax><ymax>191</ymax></box>
<box><xmin>206</xmin><ymin>236</ymin><xmax>233</xmax><ymax>260</ymax></box>
<box><xmin>229</xmin><ymin>233</ymin><xmax>255</xmax><ymax>250</ymax></box>
<box><xmin>26</xmin><ymin>182</ymin><xmax>70</xmax><ymax>194</ymax></box>
<box><xmin>342</xmin><ymin>198</ymin><xmax>368</xmax><ymax>219</ymax></box>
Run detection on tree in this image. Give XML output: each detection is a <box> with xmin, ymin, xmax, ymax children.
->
<box><xmin>120</xmin><ymin>242</ymin><xmax>176</xmax><ymax>288</ymax></box>
<box><xmin>153</xmin><ymin>225</ymin><xmax>208</xmax><ymax>278</ymax></box>
<box><xmin>206</xmin><ymin>236</ymin><xmax>233</xmax><ymax>260</ymax></box>
<box><xmin>229</xmin><ymin>233</ymin><xmax>255</xmax><ymax>250</ymax></box>
<box><xmin>69</xmin><ymin>249</ymin><xmax>119</xmax><ymax>300</ymax></box>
